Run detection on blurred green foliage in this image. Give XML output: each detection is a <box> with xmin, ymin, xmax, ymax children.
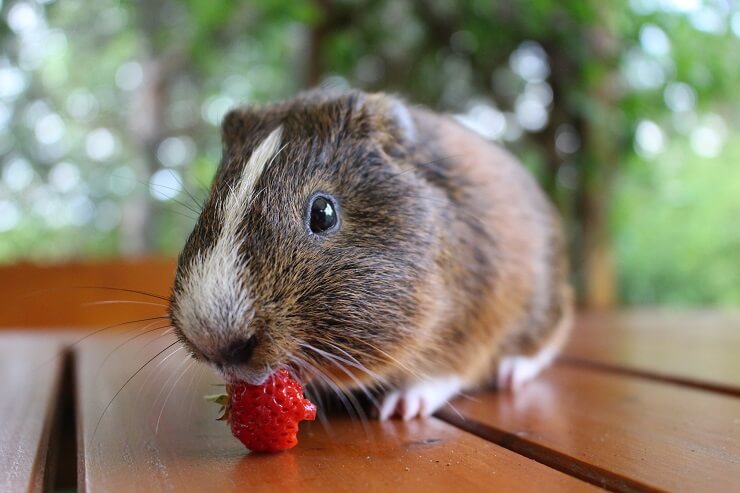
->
<box><xmin>0</xmin><ymin>0</ymin><xmax>738</xmax><ymax>305</ymax></box>
<box><xmin>613</xmin><ymin>139</ymin><xmax>740</xmax><ymax>305</ymax></box>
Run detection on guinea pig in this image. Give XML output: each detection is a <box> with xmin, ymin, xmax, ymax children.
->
<box><xmin>169</xmin><ymin>89</ymin><xmax>573</xmax><ymax>421</ymax></box>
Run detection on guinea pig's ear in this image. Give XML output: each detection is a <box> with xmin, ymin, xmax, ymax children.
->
<box><xmin>360</xmin><ymin>93</ymin><xmax>417</xmax><ymax>148</ymax></box>
<box><xmin>384</xmin><ymin>96</ymin><xmax>417</xmax><ymax>144</ymax></box>
<box><xmin>222</xmin><ymin>103</ymin><xmax>290</xmax><ymax>152</ymax></box>
<box><xmin>221</xmin><ymin>107</ymin><xmax>263</xmax><ymax>148</ymax></box>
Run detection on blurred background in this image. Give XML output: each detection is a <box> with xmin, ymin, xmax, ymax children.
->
<box><xmin>0</xmin><ymin>0</ymin><xmax>738</xmax><ymax>318</ymax></box>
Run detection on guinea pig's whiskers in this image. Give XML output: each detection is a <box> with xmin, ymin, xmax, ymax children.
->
<box><xmin>83</xmin><ymin>299</ymin><xmax>170</xmax><ymax>309</ymax></box>
<box><xmin>438</xmin><ymin>389</ymin><xmax>475</xmax><ymax>419</ymax></box>
<box><xmin>94</xmin><ymin>323</ymin><xmax>173</xmax><ymax>378</ymax></box>
<box><xmin>169</xmin><ymin>192</ymin><xmax>203</xmax><ymax>215</ymax></box>
<box><xmin>112</xmin><ymin>170</ymin><xmax>204</xmax><ymax>209</ymax></box>
<box><xmin>285</xmin><ymin>354</ymin><xmax>332</xmax><ymax>430</ymax></box>
<box><xmin>314</xmin><ymin>371</ymin><xmax>370</xmax><ymax>433</ymax></box>
<box><xmin>164</xmin><ymin>208</ymin><xmax>199</xmax><ymax>222</ymax></box>
<box><xmin>110</xmin><ymin>171</ymin><xmax>204</xmax><ymax>220</ymax></box>
<box><xmin>354</xmin><ymin>338</ymin><xmax>427</xmax><ymax>382</ymax></box>
<box><xmin>186</xmin><ymin>364</ymin><xmax>207</xmax><ymax>426</ymax></box>
<box><xmin>298</xmin><ymin>342</ymin><xmax>383</xmax><ymax>409</ymax></box>
<box><xmin>291</xmin><ymin>355</ymin><xmax>370</xmax><ymax>429</ymax></box>
<box><xmin>301</xmin><ymin>344</ymin><xmax>375</xmax><ymax>403</ymax></box>
<box><xmin>190</xmin><ymin>174</ymin><xmax>210</xmax><ymax>196</ymax></box>
<box><xmin>166</xmin><ymin>168</ymin><xmax>207</xmax><ymax>211</ymax></box>
<box><xmin>442</xmin><ymin>400</ymin><xmax>465</xmax><ymax>421</ymax></box>
<box><xmin>287</xmin><ymin>357</ymin><xmax>333</xmax><ymax>433</ymax></box>
<box><xmin>144</xmin><ymin>178</ymin><xmax>203</xmax><ymax>215</ymax></box>
<box><xmin>301</xmin><ymin>358</ymin><xmax>372</xmax><ymax>431</ymax></box>
<box><xmin>32</xmin><ymin>316</ymin><xmax>170</xmax><ymax>372</ymax></box>
<box><xmin>139</xmin><ymin>344</ymin><xmax>185</xmax><ymax>397</ymax></box>
<box><xmin>132</xmin><ymin>344</ymin><xmax>186</xmax><ymax>424</ymax></box>
<box><xmin>149</xmin><ymin>349</ymin><xmax>189</xmax><ymax>413</ymax></box>
<box><xmin>73</xmin><ymin>285</ymin><xmax>172</xmax><ymax>302</ymax></box>
<box><xmin>92</xmin><ymin>340</ymin><xmax>180</xmax><ymax>440</ymax></box>
<box><xmin>311</xmin><ymin>340</ymin><xmax>389</xmax><ymax>386</ymax></box>
<box><xmin>155</xmin><ymin>358</ymin><xmax>195</xmax><ymax>435</ymax></box>
<box><xmin>30</xmin><ymin>319</ymin><xmax>167</xmax><ymax>384</ymax></box>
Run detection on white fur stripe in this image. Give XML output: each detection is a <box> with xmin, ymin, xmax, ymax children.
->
<box><xmin>222</xmin><ymin>126</ymin><xmax>284</xmax><ymax>228</ymax></box>
<box><xmin>174</xmin><ymin>126</ymin><xmax>284</xmax><ymax>352</ymax></box>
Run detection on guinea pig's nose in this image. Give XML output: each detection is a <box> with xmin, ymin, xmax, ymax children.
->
<box><xmin>220</xmin><ymin>336</ymin><xmax>258</xmax><ymax>366</ymax></box>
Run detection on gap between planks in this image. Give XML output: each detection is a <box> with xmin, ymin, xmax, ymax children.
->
<box><xmin>49</xmin><ymin>347</ymin><xmax>598</xmax><ymax>491</ymax></box>
<box><xmin>47</xmin><ymin>349</ymin><xmax>78</xmax><ymax>492</ymax></box>
<box><xmin>435</xmin><ymin>358</ymin><xmax>740</xmax><ymax>493</ymax></box>
<box><xmin>435</xmin><ymin>361</ymin><xmax>665</xmax><ymax>493</ymax></box>
<box><xmin>435</xmin><ymin>406</ymin><xmax>661</xmax><ymax>493</ymax></box>
<box><xmin>558</xmin><ymin>356</ymin><xmax>740</xmax><ymax>398</ymax></box>
<box><xmin>38</xmin><ymin>339</ymin><xmax>737</xmax><ymax>492</ymax></box>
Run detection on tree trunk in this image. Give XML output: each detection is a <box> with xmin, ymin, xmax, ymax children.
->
<box><xmin>121</xmin><ymin>57</ymin><xmax>167</xmax><ymax>255</ymax></box>
<box><xmin>576</xmin><ymin>19</ymin><xmax>622</xmax><ymax>309</ymax></box>
<box><xmin>120</xmin><ymin>0</ymin><xmax>179</xmax><ymax>255</ymax></box>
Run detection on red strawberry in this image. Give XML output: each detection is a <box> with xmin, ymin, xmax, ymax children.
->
<box><xmin>207</xmin><ymin>369</ymin><xmax>317</xmax><ymax>452</ymax></box>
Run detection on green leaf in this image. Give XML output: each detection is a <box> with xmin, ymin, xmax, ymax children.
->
<box><xmin>204</xmin><ymin>393</ymin><xmax>229</xmax><ymax>407</ymax></box>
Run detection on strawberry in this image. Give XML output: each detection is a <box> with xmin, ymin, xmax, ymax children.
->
<box><xmin>207</xmin><ymin>369</ymin><xmax>317</xmax><ymax>452</ymax></box>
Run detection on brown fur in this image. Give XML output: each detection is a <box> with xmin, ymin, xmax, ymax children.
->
<box><xmin>170</xmin><ymin>89</ymin><xmax>572</xmax><ymax>395</ymax></box>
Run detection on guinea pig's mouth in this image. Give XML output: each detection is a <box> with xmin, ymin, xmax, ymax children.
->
<box><xmin>214</xmin><ymin>362</ymin><xmax>305</xmax><ymax>386</ymax></box>
<box><xmin>216</xmin><ymin>364</ymin><xmax>272</xmax><ymax>385</ymax></box>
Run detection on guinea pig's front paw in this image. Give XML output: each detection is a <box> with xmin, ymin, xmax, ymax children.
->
<box><xmin>378</xmin><ymin>377</ymin><xmax>462</xmax><ymax>421</ymax></box>
<box><xmin>496</xmin><ymin>354</ymin><xmax>551</xmax><ymax>391</ymax></box>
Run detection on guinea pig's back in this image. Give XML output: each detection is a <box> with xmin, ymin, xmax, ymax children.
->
<box><xmin>411</xmin><ymin>107</ymin><xmax>571</xmax><ymax>378</ymax></box>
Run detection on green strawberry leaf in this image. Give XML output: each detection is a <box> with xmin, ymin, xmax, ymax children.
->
<box><xmin>204</xmin><ymin>393</ymin><xmax>230</xmax><ymax>421</ymax></box>
<box><xmin>204</xmin><ymin>393</ymin><xmax>229</xmax><ymax>406</ymax></box>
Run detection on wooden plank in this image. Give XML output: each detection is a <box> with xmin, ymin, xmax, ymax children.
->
<box><xmin>563</xmin><ymin>310</ymin><xmax>740</xmax><ymax>395</ymax></box>
<box><xmin>0</xmin><ymin>257</ymin><xmax>175</xmax><ymax>329</ymax></box>
<box><xmin>77</xmin><ymin>332</ymin><xmax>600</xmax><ymax>492</ymax></box>
<box><xmin>438</xmin><ymin>365</ymin><xmax>740</xmax><ymax>493</ymax></box>
<box><xmin>0</xmin><ymin>333</ymin><xmax>65</xmax><ymax>492</ymax></box>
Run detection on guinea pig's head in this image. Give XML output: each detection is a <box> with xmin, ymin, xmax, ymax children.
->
<box><xmin>169</xmin><ymin>91</ymin><xmax>441</xmax><ymax>388</ymax></box>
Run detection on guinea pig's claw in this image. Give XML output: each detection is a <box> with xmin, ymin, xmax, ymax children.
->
<box><xmin>378</xmin><ymin>377</ymin><xmax>462</xmax><ymax>421</ymax></box>
<box><xmin>378</xmin><ymin>391</ymin><xmax>402</xmax><ymax>421</ymax></box>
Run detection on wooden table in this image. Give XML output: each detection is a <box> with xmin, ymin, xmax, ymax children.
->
<box><xmin>2</xmin><ymin>311</ymin><xmax>739</xmax><ymax>492</ymax></box>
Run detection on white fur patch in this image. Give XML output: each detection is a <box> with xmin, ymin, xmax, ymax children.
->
<box><xmin>379</xmin><ymin>376</ymin><xmax>462</xmax><ymax>421</ymax></box>
<box><xmin>497</xmin><ymin>303</ymin><xmax>572</xmax><ymax>391</ymax></box>
<box><xmin>497</xmin><ymin>354</ymin><xmax>551</xmax><ymax>391</ymax></box>
<box><xmin>175</xmin><ymin>126</ymin><xmax>284</xmax><ymax>353</ymax></box>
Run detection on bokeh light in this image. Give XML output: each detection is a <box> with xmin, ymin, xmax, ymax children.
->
<box><xmin>0</xmin><ymin>0</ymin><xmax>737</xmax><ymax>306</ymax></box>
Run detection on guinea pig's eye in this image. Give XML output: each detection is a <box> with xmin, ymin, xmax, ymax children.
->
<box><xmin>308</xmin><ymin>194</ymin><xmax>338</xmax><ymax>234</ymax></box>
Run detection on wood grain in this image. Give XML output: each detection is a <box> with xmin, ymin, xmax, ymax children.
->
<box><xmin>0</xmin><ymin>333</ymin><xmax>65</xmax><ymax>492</ymax></box>
<box><xmin>0</xmin><ymin>257</ymin><xmax>175</xmax><ymax>328</ymax></box>
<box><xmin>563</xmin><ymin>310</ymin><xmax>740</xmax><ymax>395</ymax></box>
<box><xmin>438</xmin><ymin>365</ymin><xmax>740</xmax><ymax>493</ymax></box>
<box><xmin>76</xmin><ymin>332</ymin><xmax>600</xmax><ymax>492</ymax></box>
